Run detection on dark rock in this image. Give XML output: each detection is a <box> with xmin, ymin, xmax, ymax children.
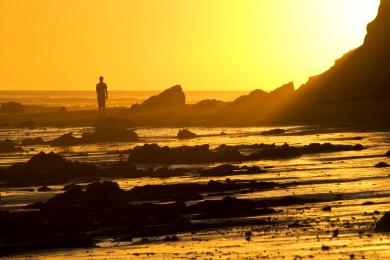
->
<box><xmin>127</xmin><ymin>180</ymin><xmax>278</xmax><ymax>203</ymax></box>
<box><xmin>193</xmin><ymin>99</ymin><xmax>223</xmax><ymax>109</ymax></box>
<box><xmin>386</xmin><ymin>151</ymin><xmax>390</xmax><ymax>157</ymax></box>
<box><xmin>287</xmin><ymin>0</ymin><xmax>390</xmax><ymax>125</ymax></box>
<box><xmin>250</xmin><ymin>143</ymin><xmax>302</xmax><ymax>159</ymax></box>
<box><xmin>128</xmin><ymin>143</ymin><xmax>243</xmax><ymax>164</ymax></box>
<box><xmin>260</xmin><ymin>129</ymin><xmax>286</xmax><ymax>136</ymax></box>
<box><xmin>0</xmin><ymin>139</ymin><xmax>23</xmax><ymax>153</ymax></box>
<box><xmin>375</xmin><ymin>212</ymin><xmax>390</xmax><ymax>232</ymax></box>
<box><xmin>0</xmin><ymin>152</ymin><xmax>99</xmax><ymax>187</ymax></box>
<box><xmin>37</xmin><ymin>185</ymin><xmax>52</xmax><ymax>192</ymax></box>
<box><xmin>85</xmin><ymin>117</ymin><xmax>138</xmax><ymax>143</ymax></box>
<box><xmin>50</xmin><ymin>117</ymin><xmax>138</xmax><ymax>146</ymax></box>
<box><xmin>50</xmin><ymin>132</ymin><xmax>81</xmax><ymax>146</ymax></box>
<box><xmin>301</xmin><ymin>143</ymin><xmax>364</xmax><ymax>154</ymax></box>
<box><xmin>62</xmin><ymin>183</ymin><xmax>84</xmax><ymax>191</ymax></box>
<box><xmin>177</xmin><ymin>129</ymin><xmax>197</xmax><ymax>139</ymax></box>
<box><xmin>322</xmin><ymin>206</ymin><xmax>332</xmax><ymax>211</ymax></box>
<box><xmin>375</xmin><ymin>162</ymin><xmax>389</xmax><ymax>168</ymax></box>
<box><xmin>128</xmin><ymin>142</ymin><xmax>363</xmax><ymax>164</ymax></box>
<box><xmin>164</xmin><ymin>235</ymin><xmax>180</xmax><ymax>242</ymax></box>
<box><xmin>0</xmin><ymin>102</ymin><xmax>24</xmax><ymax>114</ymax></box>
<box><xmin>58</xmin><ymin>106</ymin><xmax>68</xmax><ymax>112</ymax></box>
<box><xmin>131</xmin><ymin>85</ymin><xmax>185</xmax><ymax>110</ymax></box>
<box><xmin>22</xmin><ymin>137</ymin><xmax>45</xmax><ymax>146</ymax></box>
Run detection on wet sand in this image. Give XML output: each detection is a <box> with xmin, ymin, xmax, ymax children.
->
<box><xmin>0</xmin><ymin>126</ymin><xmax>389</xmax><ymax>259</ymax></box>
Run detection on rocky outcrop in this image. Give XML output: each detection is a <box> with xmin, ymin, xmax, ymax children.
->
<box><xmin>0</xmin><ymin>139</ymin><xmax>22</xmax><ymax>153</ymax></box>
<box><xmin>177</xmin><ymin>129</ymin><xmax>197</xmax><ymax>139</ymax></box>
<box><xmin>50</xmin><ymin>132</ymin><xmax>81</xmax><ymax>146</ymax></box>
<box><xmin>0</xmin><ymin>179</ymin><xmax>282</xmax><ymax>256</ymax></box>
<box><xmin>375</xmin><ymin>212</ymin><xmax>390</xmax><ymax>232</ymax></box>
<box><xmin>375</xmin><ymin>162</ymin><xmax>389</xmax><ymax>168</ymax></box>
<box><xmin>50</xmin><ymin>117</ymin><xmax>138</xmax><ymax>146</ymax></box>
<box><xmin>283</xmin><ymin>1</ymin><xmax>390</xmax><ymax>124</ymax></box>
<box><xmin>0</xmin><ymin>152</ymin><xmax>99</xmax><ymax>186</ymax></box>
<box><xmin>22</xmin><ymin>137</ymin><xmax>45</xmax><ymax>146</ymax></box>
<box><xmin>131</xmin><ymin>85</ymin><xmax>185</xmax><ymax>110</ymax></box>
<box><xmin>0</xmin><ymin>102</ymin><xmax>25</xmax><ymax>114</ymax></box>
<box><xmin>128</xmin><ymin>143</ymin><xmax>363</xmax><ymax>164</ymax></box>
<box><xmin>0</xmin><ymin>152</ymin><xmax>187</xmax><ymax>187</ymax></box>
<box><xmin>217</xmin><ymin>82</ymin><xmax>295</xmax><ymax>124</ymax></box>
<box><xmin>260</xmin><ymin>129</ymin><xmax>286</xmax><ymax>136</ymax></box>
<box><xmin>81</xmin><ymin>117</ymin><xmax>138</xmax><ymax>143</ymax></box>
<box><xmin>193</xmin><ymin>99</ymin><xmax>224</xmax><ymax>109</ymax></box>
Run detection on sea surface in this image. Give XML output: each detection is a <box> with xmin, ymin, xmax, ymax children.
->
<box><xmin>0</xmin><ymin>90</ymin><xmax>248</xmax><ymax>109</ymax></box>
<box><xmin>0</xmin><ymin>126</ymin><xmax>389</xmax><ymax>259</ymax></box>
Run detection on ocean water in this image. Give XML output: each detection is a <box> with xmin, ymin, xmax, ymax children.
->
<box><xmin>0</xmin><ymin>126</ymin><xmax>389</xmax><ymax>259</ymax></box>
<box><xmin>0</xmin><ymin>90</ymin><xmax>248</xmax><ymax>109</ymax></box>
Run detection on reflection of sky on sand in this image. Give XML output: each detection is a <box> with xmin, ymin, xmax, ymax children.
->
<box><xmin>1</xmin><ymin>127</ymin><xmax>389</xmax><ymax>259</ymax></box>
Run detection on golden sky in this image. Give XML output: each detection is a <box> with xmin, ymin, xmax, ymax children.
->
<box><xmin>0</xmin><ymin>0</ymin><xmax>380</xmax><ymax>91</ymax></box>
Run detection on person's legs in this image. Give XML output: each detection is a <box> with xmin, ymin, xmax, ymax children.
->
<box><xmin>98</xmin><ymin>105</ymin><xmax>102</xmax><ymax>116</ymax></box>
<box><xmin>97</xmin><ymin>96</ymin><xmax>105</xmax><ymax>116</ymax></box>
<box><xmin>101</xmin><ymin>103</ymin><xmax>106</xmax><ymax>116</ymax></box>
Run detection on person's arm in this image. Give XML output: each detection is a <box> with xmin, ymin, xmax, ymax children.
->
<box><xmin>105</xmin><ymin>85</ymin><xmax>108</xmax><ymax>99</ymax></box>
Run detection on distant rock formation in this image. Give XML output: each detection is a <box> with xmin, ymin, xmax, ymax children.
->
<box><xmin>0</xmin><ymin>102</ymin><xmax>25</xmax><ymax>114</ymax></box>
<box><xmin>214</xmin><ymin>82</ymin><xmax>295</xmax><ymax>124</ymax></box>
<box><xmin>193</xmin><ymin>99</ymin><xmax>224</xmax><ymax>109</ymax></box>
<box><xmin>177</xmin><ymin>129</ymin><xmax>197</xmax><ymax>139</ymax></box>
<box><xmin>232</xmin><ymin>82</ymin><xmax>295</xmax><ymax>106</ymax></box>
<box><xmin>131</xmin><ymin>85</ymin><xmax>185</xmax><ymax>110</ymax></box>
<box><xmin>0</xmin><ymin>139</ymin><xmax>22</xmax><ymax>153</ymax></box>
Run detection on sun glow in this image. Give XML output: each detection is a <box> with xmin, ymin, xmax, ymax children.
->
<box><xmin>0</xmin><ymin>0</ymin><xmax>380</xmax><ymax>91</ymax></box>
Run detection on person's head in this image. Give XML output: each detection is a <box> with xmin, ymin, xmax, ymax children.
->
<box><xmin>99</xmin><ymin>76</ymin><xmax>104</xmax><ymax>82</ymax></box>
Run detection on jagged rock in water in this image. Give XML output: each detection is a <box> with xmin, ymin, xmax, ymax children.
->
<box><xmin>37</xmin><ymin>185</ymin><xmax>53</xmax><ymax>192</ymax></box>
<box><xmin>0</xmin><ymin>152</ymin><xmax>99</xmax><ymax>186</ymax></box>
<box><xmin>131</xmin><ymin>85</ymin><xmax>185</xmax><ymax>110</ymax></box>
<box><xmin>50</xmin><ymin>117</ymin><xmax>138</xmax><ymax>146</ymax></box>
<box><xmin>0</xmin><ymin>102</ymin><xmax>25</xmax><ymax>114</ymax></box>
<box><xmin>260</xmin><ymin>129</ymin><xmax>286</xmax><ymax>136</ymax></box>
<box><xmin>50</xmin><ymin>132</ymin><xmax>81</xmax><ymax>146</ymax></box>
<box><xmin>22</xmin><ymin>137</ymin><xmax>45</xmax><ymax>146</ymax></box>
<box><xmin>128</xmin><ymin>143</ymin><xmax>244</xmax><ymax>164</ymax></box>
<box><xmin>0</xmin><ymin>139</ymin><xmax>22</xmax><ymax>153</ymax></box>
<box><xmin>82</xmin><ymin>117</ymin><xmax>138</xmax><ymax>143</ymax></box>
<box><xmin>375</xmin><ymin>212</ymin><xmax>390</xmax><ymax>232</ymax></box>
<box><xmin>375</xmin><ymin>162</ymin><xmax>389</xmax><ymax>168</ymax></box>
<box><xmin>193</xmin><ymin>99</ymin><xmax>224</xmax><ymax>109</ymax></box>
<box><xmin>301</xmin><ymin>143</ymin><xmax>364</xmax><ymax>154</ymax></box>
<box><xmin>177</xmin><ymin>129</ymin><xmax>197</xmax><ymax>139</ymax></box>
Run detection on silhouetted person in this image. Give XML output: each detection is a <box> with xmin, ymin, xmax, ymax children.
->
<box><xmin>96</xmin><ymin>76</ymin><xmax>108</xmax><ymax>116</ymax></box>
